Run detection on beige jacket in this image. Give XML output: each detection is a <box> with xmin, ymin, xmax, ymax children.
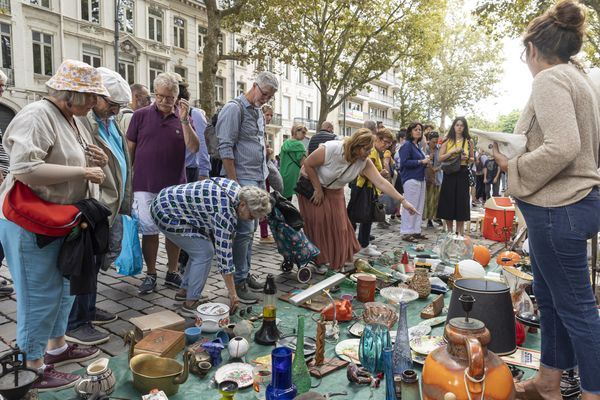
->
<box><xmin>507</xmin><ymin>63</ymin><xmax>600</xmax><ymax>207</ymax></box>
<box><xmin>78</xmin><ymin>111</ymin><xmax>133</xmax><ymax>225</ymax></box>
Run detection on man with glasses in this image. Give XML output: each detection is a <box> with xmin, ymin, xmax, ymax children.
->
<box><xmin>127</xmin><ymin>72</ymin><xmax>200</xmax><ymax>295</ymax></box>
<box><xmin>67</xmin><ymin>68</ymin><xmax>133</xmax><ymax>345</ymax></box>
<box><xmin>217</xmin><ymin>71</ymin><xmax>278</xmax><ymax>304</ymax></box>
<box><xmin>117</xmin><ymin>83</ymin><xmax>152</xmax><ymax>134</ymax></box>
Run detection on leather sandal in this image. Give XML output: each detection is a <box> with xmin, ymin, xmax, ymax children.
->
<box><xmin>402</xmin><ymin>234</ymin><xmax>418</xmax><ymax>243</ymax></box>
<box><xmin>413</xmin><ymin>233</ymin><xmax>428</xmax><ymax>240</ymax></box>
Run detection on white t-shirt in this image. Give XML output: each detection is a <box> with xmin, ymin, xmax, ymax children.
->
<box><xmin>316</xmin><ymin>140</ymin><xmax>367</xmax><ymax>189</ymax></box>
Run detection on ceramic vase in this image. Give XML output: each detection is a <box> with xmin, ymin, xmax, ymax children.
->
<box><xmin>359</xmin><ymin>323</ymin><xmax>391</xmax><ymax>374</ymax></box>
<box><xmin>408</xmin><ymin>268</ymin><xmax>431</xmax><ymax>299</ymax></box>
<box><xmin>74</xmin><ymin>358</ymin><xmax>116</xmax><ymax>397</ymax></box>
<box><xmin>227</xmin><ymin>336</ymin><xmax>249</xmax><ymax>359</ymax></box>
<box><xmin>383</xmin><ymin>347</ymin><xmax>396</xmax><ymax>400</ymax></box>
<box><xmin>291</xmin><ymin>315</ymin><xmax>311</xmax><ymax>394</ymax></box>
<box><xmin>266</xmin><ymin>347</ymin><xmax>297</xmax><ymax>400</ymax></box>
<box><xmin>392</xmin><ymin>302</ymin><xmax>412</xmax><ymax>375</ymax></box>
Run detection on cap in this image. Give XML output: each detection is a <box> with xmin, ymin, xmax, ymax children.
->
<box><xmin>96</xmin><ymin>67</ymin><xmax>132</xmax><ymax>105</ymax></box>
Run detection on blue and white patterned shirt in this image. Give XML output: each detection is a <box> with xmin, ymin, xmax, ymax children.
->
<box><xmin>150</xmin><ymin>178</ymin><xmax>240</xmax><ymax>274</ymax></box>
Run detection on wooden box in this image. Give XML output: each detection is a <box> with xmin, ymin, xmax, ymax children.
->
<box><xmin>133</xmin><ymin>329</ymin><xmax>185</xmax><ymax>359</ymax></box>
<box><xmin>130</xmin><ymin>310</ymin><xmax>185</xmax><ymax>340</ymax></box>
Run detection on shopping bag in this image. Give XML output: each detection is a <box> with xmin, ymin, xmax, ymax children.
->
<box><xmin>115</xmin><ymin>215</ymin><xmax>143</xmax><ymax>276</ymax></box>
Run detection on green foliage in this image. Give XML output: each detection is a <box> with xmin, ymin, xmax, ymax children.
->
<box><xmin>497</xmin><ymin>109</ymin><xmax>521</xmax><ymax>133</ymax></box>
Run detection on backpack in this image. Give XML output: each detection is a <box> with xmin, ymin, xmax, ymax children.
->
<box><xmin>205</xmin><ymin>98</ymin><xmax>244</xmax><ymax>159</ymax></box>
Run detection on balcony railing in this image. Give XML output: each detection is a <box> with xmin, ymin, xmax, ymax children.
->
<box><xmin>1</xmin><ymin>68</ymin><xmax>13</xmax><ymax>86</ymax></box>
<box><xmin>338</xmin><ymin>109</ymin><xmax>365</xmax><ymax>121</ymax></box>
<box><xmin>0</xmin><ymin>0</ymin><xmax>9</xmax><ymax>13</ymax></box>
<box><xmin>269</xmin><ymin>113</ymin><xmax>282</xmax><ymax>126</ymax></box>
<box><xmin>293</xmin><ymin>117</ymin><xmax>319</xmax><ymax>131</ymax></box>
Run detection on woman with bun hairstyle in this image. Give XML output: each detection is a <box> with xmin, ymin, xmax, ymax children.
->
<box><xmin>493</xmin><ymin>1</ymin><xmax>600</xmax><ymax>398</ymax></box>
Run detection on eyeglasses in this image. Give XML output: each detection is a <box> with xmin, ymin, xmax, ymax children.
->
<box><xmin>256</xmin><ymin>84</ymin><xmax>274</xmax><ymax>101</ymax></box>
<box><xmin>104</xmin><ymin>98</ymin><xmax>122</xmax><ymax>108</ymax></box>
<box><xmin>155</xmin><ymin>93</ymin><xmax>176</xmax><ymax>103</ymax></box>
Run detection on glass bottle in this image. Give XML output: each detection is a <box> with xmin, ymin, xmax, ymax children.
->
<box><xmin>401</xmin><ymin>369</ymin><xmax>421</xmax><ymax>400</ymax></box>
<box><xmin>383</xmin><ymin>347</ymin><xmax>396</xmax><ymax>400</ymax></box>
<box><xmin>392</xmin><ymin>302</ymin><xmax>412</xmax><ymax>375</ymax></box>
<box><xmin>266</xmin><ymin>347</ymin><xmax>297</xmax><ymax>400</ymax></box>
<box><xmin>291</xmin><ymin>315</ymin><xmax>311</xmax><ymax>394</ymax></box>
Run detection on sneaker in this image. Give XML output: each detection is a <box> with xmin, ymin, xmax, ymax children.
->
<box><xmin>32</xmin><ymin>365</ymin><xmax>80</xmax><ymax>392</ymax></box>
<box><xmin>44</xmin><ymin>343</ymin><xmax>100</xmax><ymax>366</ymax></box>
<box><xmin>165</xmin><ymin>272</ymin><xmax>182</xmax><ymax>288</ymax></box>
<box><xmin>259</xmin><ymin>235</ymin><xmax>275</xmax><ymax>244</ymax></box>
<box><xmin>246</xmin><ymin>275</ymin><xmax>265</xmax><ymax>292</ymax></box>
<box><xmin>314</xmin><ymin>264</ymin><xmax>329</xmax><ymax>275</ymax></box>
<box><xmin>65</xmin><ymin>325</ymin><xmax>109</xmax><ymax>346</ymax></box>
<box><xmin>175</xmin><ymin>291</ymin><xmax>209</xmax><ymax>302</ymax></box>
<box><xmin>138</xmin><ymin>274</ymin><xmax>157</xmax><ymax>295</ymax></box>
<box><xmin>235</xmin><ymin>282</ymin><xmax>259</xmax><ymax>304</ymax></box>
<box><xmin>369</xmin><ymin>235</ymin><xmax>375</xmax><ymax>241</ymax></box>
<box><xmin>92</xmin><ymin>308</ymin><xmax>117</xmax><ymax>325</ymax></box>
<box><xmin>358</xmin><ymin>246</ymin><xmax>382</xmax><ymax>257</ymax></box>
<box><xmin>427</xmin><ymin>220</ymin><xmax>434</xmax><ymax>228</ymax></box>
<box><xmin>0</xmin><ymin>279</ymin><xmax>13</xmax><ymax>296</ymax></box>
<box><xmin>368</xmin><ymin>244</ymin><xmax>378</xmax><ymax>250</ymax></box>
<box><xmin>179</xmin><ymin>300</ymin><xmax>209</xmax><ymax>317</ymax></box>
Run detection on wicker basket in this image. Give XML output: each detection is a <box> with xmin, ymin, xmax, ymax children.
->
<box><xmin>408</xmin><ymin>268</ymin><xmax>432</xmax><ymax>299</ymax></box>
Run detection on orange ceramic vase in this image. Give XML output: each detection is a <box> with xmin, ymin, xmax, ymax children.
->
<box><xmin>422</xmin><ymin>307</ymin><xmax>515</xmax><ymax>399</ymax></box>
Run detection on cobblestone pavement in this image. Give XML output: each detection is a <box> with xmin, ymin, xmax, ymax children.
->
<box><xmin>0</xmin><ymin>213</ymin><xmax>501</xmax><ymax>373</ymax></box>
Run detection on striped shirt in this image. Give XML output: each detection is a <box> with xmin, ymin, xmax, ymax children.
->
<box><xmin>216</xmin><ymin>95</ymin><xmax>267</xmax><ymax>181</ymax></box>
<box><xmin>150</xmin><ymin>178</ymin><xmax>240</xmax><ymax>274</ymax></box>
<box><xmin>0</xmin><ymin>130</ymin><xmax>8</xmax><ymax>175</ymax></box>
<box><xmin>308</xmin><ymin>130</ymin><xmax>337</xmax><ymax>154</ymax></box>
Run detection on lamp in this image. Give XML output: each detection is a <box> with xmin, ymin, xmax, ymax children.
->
<box><xmin>254</xmin><ymin>274</ymin><xmax>281</xmax><ymax>345</ymax></box>
<box><xmin>491</xmin><ymin>208</ymin><xmax>511</xmax><ymax>248</ymax></box>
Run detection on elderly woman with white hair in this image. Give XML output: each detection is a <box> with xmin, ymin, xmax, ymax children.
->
<box><xmin>0</xmin><ymin>60</ymin><xmax>108</xmax><ymax>391</ymax></box>
<box><xmin>151</xmin><ymin>178</ymin><xmax>271</xmax><ymax>315</ymax></box>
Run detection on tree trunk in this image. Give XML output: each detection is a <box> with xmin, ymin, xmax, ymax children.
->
<box><xmin>440</xmin><ymin>106</ymin><xmax>447</xmax><ymax>132</ymax></box>
<box><xmin>201</xmin><ymin>0</ymin><xmax>221</xmax><ymax>117</ymax></box>
<box><xmin>317</xmin><ymin>90</ymin><xmax>331</xmax><ymax>130</ymax></box>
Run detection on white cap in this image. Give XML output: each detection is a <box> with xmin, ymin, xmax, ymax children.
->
<box><xmin>96</xmin><ymin>67</ymin><xmax>132</xmax><ymax>105</ymax></box>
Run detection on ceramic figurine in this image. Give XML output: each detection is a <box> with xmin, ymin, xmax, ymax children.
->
<box><xmin>202</xmin><ymin>338</ymin><xmax>225</xmax><ymax>367</ymax></box>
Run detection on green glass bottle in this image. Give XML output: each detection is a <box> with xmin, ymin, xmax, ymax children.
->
<box><xmin>291</xmin><ymin>315</ymin><xmax>311</xmax><ymax>394</ymax></box>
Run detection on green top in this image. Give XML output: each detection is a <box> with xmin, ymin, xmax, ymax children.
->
<box><xmin>280</xmin><ymin>139</ymin><xmax>307</xmax><ymax>198</ymax></box>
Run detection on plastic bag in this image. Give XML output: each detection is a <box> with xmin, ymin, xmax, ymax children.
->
<box><xmin>115</xmin><ymin>215</ymin><xmax>143</xmax><ymax>276</ymax></box>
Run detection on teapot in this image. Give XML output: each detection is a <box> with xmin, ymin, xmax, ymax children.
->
<box><xmin>124</xmin><ymin>332</ymin><xmax>193</xmax><ymax>396</ymax></box>
<box><xmin>422</xmin><ymin>295</ymin><xmax>515</xmax><ymax>400</ymax></box>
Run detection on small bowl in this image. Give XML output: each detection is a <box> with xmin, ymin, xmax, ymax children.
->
<box><xmin>185</xmin><ymin>326</ymin><xmax>202</xmax><ymax>345</ymax></box>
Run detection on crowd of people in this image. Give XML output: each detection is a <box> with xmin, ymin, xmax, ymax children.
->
<box><xmin>0</xmin><ymin>0</ymin><xmax>599</xmax><ymax>397</ymax></box>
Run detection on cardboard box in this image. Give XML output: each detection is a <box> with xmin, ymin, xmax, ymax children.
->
<box><xmin>133</xmin><ymin>329</ymin><xmax>185</xmax><ymax>359</ymax></box>
<box><xmin>130</xmin><ymin>310</ymin><xmax>185</xmax><ymax>340</ymax></box>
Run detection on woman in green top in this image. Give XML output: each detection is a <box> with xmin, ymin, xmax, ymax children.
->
<box><xmin>280</xmin><ymin>124</ymin><xmax>308</xmax><ymax>200</ymax></box>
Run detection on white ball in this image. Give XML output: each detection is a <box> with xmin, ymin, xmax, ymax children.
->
<box><xmin>227</xmin><ymin>336</ymin><xmax>250</xmax><ymax>358</ymax></box>
<box><xmin>457</xmin><ymin>259</ymin><xmax>485</xmax><ymax>278</ymax></box>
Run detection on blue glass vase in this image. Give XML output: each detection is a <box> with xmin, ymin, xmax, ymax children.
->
<box><xmin>359</xmin><ymin>323</ymin><xmax>391</xmax><ymax>374</ymax></box>
<box><xmin>392</xmin><ymin>302</ymin><xmax>412</xmax><ymax>375</ymax></box>
<box><xmin>266</xmin><ymin>347</ymin><xmax>297</xmax><ymax>400</ymax></box>
<box><xmin>383</xmin><ymin>347</ymin><xmax>396</xmax><ymax>400</ymax></box>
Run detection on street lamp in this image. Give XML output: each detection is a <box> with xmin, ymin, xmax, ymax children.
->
<box><xmin>114</xmin><ymin>0</ymin><xmax>121</xmax><ymax>71</ymax></box>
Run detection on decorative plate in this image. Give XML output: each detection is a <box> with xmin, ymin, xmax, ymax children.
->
<box><xmin>214</xmin><ymin>362</ymin><xmax>254</xmax><ymax>388</ymax></box>
<box><xmin>379</xmin><ymin>287</ymin><xmax>419</xmax><ymax>305</ymax></box>
<box><xmin>418</xmin><ymin>316</ymin><xmax>447</xmax><ymax>327</ymax></box>
<box><xmin>335</xmin><ymin>339</ymin><xmax>361</xmax><ymax>365</ymax></box>
<box><xmin>349</xmin><ymin>272</ymin><xmax>377</xmax><ymax>282</ymax></box>
<box><xmin>348</xmin><ymin>321</ymin><xmax>365</xmax><ymax>338</ymax></box>
<box><xmin>412</xmin><ymin>350</ymin><xmax>427</xmax><ymax>365</ymax></box>
<box><xmin>410</xmin><ymin>336</ymin><xmax>446</xmax><ymax>355</ymax></box>
<box><xmin>408</xmin><ymin>324</ymin><xmax>432</xmax><ymax>340</ymax></box>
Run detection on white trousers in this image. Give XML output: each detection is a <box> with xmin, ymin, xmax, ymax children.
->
<box><xmin>400</xmin><ymin>179</ymin><xmax>426</xmax><ymax>234</ymax></box>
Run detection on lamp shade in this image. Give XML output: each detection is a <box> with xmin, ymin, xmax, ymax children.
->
<box><xmin>446</xmin><ymin>278</ymin><xmax>516</xmax><ymax>355</ymax></box>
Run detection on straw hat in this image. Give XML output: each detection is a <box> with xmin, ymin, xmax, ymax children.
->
<box><xmin>46</xmin><ymin>59</ymin><xmax>109</xmax><ymax>97</ymax></box>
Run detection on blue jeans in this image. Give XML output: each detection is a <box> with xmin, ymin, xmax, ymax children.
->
<box><xmin>517</xmin><ymin>188</ymin><xmax>600</xmax><ymax>393</ymax></box>
<box><xmin>0</xmin><ymin>219</ymin><xmax>73</xmax><ymax>360</ymax></box>
<box><xmin>234</xmin><ymin>179</ymin><xmax>264</xmax><ymax>285</ymax></box>
<box><xmin>163</xmin><ymin>231</ymin><xmax>214</xmax><ymax>301</ymax></box>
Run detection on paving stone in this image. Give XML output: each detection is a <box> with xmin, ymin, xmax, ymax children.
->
<box><xmin>150</xmin><ymin>296</ymin><xmax>178</xmax><ymax>309</ymax></box>
<box><xmin>0</xmin><ymin>340</ymin><xmax>9</xmax><ymax>352</ymax></box>
<box><xmin>97</xmin><ymin>274</ymin><xmax>121</xmax><ymax>285</ymax></box>
<box><xmin>102</xmin><ymin>319</ymin><xmax>135</xmax><ymax>337</ymax></box>
<box><xmin>0</xmin><ymin>322</ymin><xmax>16</xmax><ymax>342</ymax></box>
<box><xmin>0</xmin><ymin>315</ymin><xmax>10</xmax><ymax>324</ymax></box>
<box><xmin>96</xmin><ymin>299</ymin><xmax>128</xmax><ymax>314</ymax></box>
<box><xmin>0</xmin><ymin>299</ymin><xmax>17</xmax><ymax>314</ymax></box>
<box><xmin>142</xmin><ymin>306</ymin><xmax>170</xmax><ymax>315</ymax></box>
<box><xmin>98</xmin><ymin>288</ymin><xmax>131</xmax><ymax>301</ymax></box>
<box><xmin>117</xmin><ymin>297</ymin><xmax>152</xmax><ymax>311</ymax></box>
<box><xmin>117</xmin><ymin>309</ymin><xmax>144</xmax><ymax>321</ymax></box>
<box><xmin>98</xmin><ymin>334</ymin><xmax>128</xmax><ymax>356</ymax></box>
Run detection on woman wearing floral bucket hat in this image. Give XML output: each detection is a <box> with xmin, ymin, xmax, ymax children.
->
<box><xmin>0</xmin><ymin>59</ymin><xmax>110</xmax><ymax>392</ymax></box>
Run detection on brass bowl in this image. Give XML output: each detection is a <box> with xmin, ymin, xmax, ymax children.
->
<box><xmin>362</xmin><ymin>302</ymin><xmax>398</xmax><ymax>329</ymax></box>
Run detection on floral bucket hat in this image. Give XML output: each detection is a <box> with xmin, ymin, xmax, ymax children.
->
<box><xmin>46</xmin><ymin>59</ymin><xmax>109</xmax><ymax>97</ymax></box>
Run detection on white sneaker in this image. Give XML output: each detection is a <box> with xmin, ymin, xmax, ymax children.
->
<box><xmin>358</xmin><ymin>246</ymin><xmax>382</xmax><ymax>257</ymax></box>
<box><xmin>368</xmin><ymin>244</ymin><xmax>378</xmax><ymax>250</ymax></box>
<box><xmin>314</xmin><ymin>264</ymin><xmax>329</xmax><ymax>275</ymax></box>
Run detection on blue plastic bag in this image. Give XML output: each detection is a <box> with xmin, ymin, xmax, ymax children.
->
<box><xmin>115</xmin><ymin>215</ymin><xmax>143</xmax><ymax>276</ymax></box>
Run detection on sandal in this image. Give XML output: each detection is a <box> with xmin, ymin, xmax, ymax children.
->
<box><xmin>402</xmin><ymin>234</ymin><xmax>418</xmax><ymax>243</ymax></box>
<box><xmin>413</xmin><ymin>233</ymin><xmax>428</xmax><ymax>240</ymax></box>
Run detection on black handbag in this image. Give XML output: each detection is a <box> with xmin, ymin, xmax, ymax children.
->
<box><xmin>440</xmin><ymin>139</ymin><xmax>467</xmax><ymax>175</ymax></box>
<box><xmin>294</xmin><ymin>175</ymin><xmax>315</xmax><ymax>199</ymax></box>
<box><xmin>269</xmin><ymin>191</ymin><xmax>303</xmax><ymax>230</ymax></box>
<box><xmin>347</xmin><ymin>185</ymin><xmax>386</xmax><ymax>224</ymax></box>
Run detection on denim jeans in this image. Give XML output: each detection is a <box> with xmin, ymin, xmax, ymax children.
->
<box><xmin>67</xmin><ymin>292</ymin><xmax>96</xmax><ymax>331</ymax></box>
<box><xmin>358</xmin><ymin>223</ymin><xmax>372</xmax><ymax>248</ymax></box>
<box><xmin>0</xmin><ymin>219</ymin><xmax>73</xmax><ymax>360</ymax></box>
<box><xmin>163</xmin><ymin>231</ymin><xmax>214</xmax><ymax>301</ymax></box>
<box><xmin>234</xmin><ymin>179</ymin><xmax>265</xmax><ymax>285</ymax></box>
<box><xmin>517</xmin><ymin>188</ymin><xmax>600</xmax><ymax>393</ymax></box>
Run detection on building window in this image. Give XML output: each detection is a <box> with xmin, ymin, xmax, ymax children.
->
<box><xmin>81</xmin><ymin>0</ymin><xmax>100</xmax><ymax>24</ymax></box>
<box><xmin>282</xmin><ymin>96</ymin><xmax>291</xmax><ymax>120</ymax></box>
<box><xmin>347</xmin><ymin>101</ymin><xmax>362</xmax><ymax>111</ymax></box>
<box><xmin>306</xmin><ymin>101</ymin><xmax>313</xmax><ymax>121</ymax></box>
<box><xmin>236</xmin><ymin>39</ymin><xmax>246</xmax><ymax>66</ymax></box>
<box><xmin>236</xmin><ymin>81</ymin><xmax>245</xmax><ymax>96</ymax></box>
<box><xmin>174</xmin><ymin>66</ymin><xmax>186</xmax><ymax>81</ymax></box>
<box><xmin>118</xmin><ymin>57</ymin><xmax>135</xmax><ymax>85</ymax></box>
<box><xmin>214</xmin><ymin>77</ymin><xmax>224</xmax><ymax>103</ymax></box>
<box><xmin>297</xmin><ymin>69</ymin><xmax>304</xmax><ymax>85</ymax></box>
<box><xmin>149</xmin><ymin>61</ymin><xmax>164</xmax><ymax>85</ymax></box>
<box><xmin>30</xmin><ymin>0</ymin><xmax>50</xmax><ymax>8</ymax></box>
<box><xmin>0</xmin><ymin>23</ymin><xmax>12</xmax><ymax>70</ymax></box>
<box><xmin>32</xmin><ymin>31</ymin><xmax>53</xmax><ymax>76</ymax></box>
<box><xmin>82</xmin><ymin>45</ymin><xmax>102</xmax><ymax>68</ymax></box>
<box><xmin>198</xmin><ymin>27</ymin><xmax>223</xmax><ymax>55</ymax></box>
<box><xmin>148</xmin><ymin>8</ymin><xmax>163</xmax><ymax>43</ymax></box>
<box><xmin>118</xmin><ymin>0</ymin><xmax>134</xmax><ymax>34</ymax></box>
<box><xmin>296</xmin><ymin>99</ymin><xmax>304</xmax><ymax>118</ymax></box>
<box><xmin>283</xmin><ymin>64</ymin><xmax>290</xmax><ymax>80</ymax></box>
<box><xmin>217</xmin><ymin>33</ymin><xmax>224</xmax><ymax>55</ymax></box>
<box><xmin>173</xmin><ymin>16</ymin><xmax>185</xmax><ymax>49</ymax></box>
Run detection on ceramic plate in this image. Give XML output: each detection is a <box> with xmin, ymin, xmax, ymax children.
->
<box><xmin>214</xmin><ymin>362</ymin><xmax>254</xmax><ymax>388</ymax></box>
<box><xmin>348</xmin><ymin>321</ymin><xmax>365</xmax><ymax>338</ymax></box>
<box><xmin>349</xmin><ymin>272</ymin><xmax>377</xmax><ymax>282</ymax></box>
<box><xmin>408</xmin><ymin>324</ymin><xmax>432</xmax><ymax>340</ymax></box>
<box><xmin>412</xmin><ymin>350</ymin><xmax>427</xmax><ymax>365</ymax></box>
<box><xmin>418</xmin><ymin>316</ymin><xmax>447</xmax><ymax>327</ymax></box>
<box><xmin>335</xmin><ymin>339</ymin><xmax>361</xmax><ymax>365</ymax></box>
<box><xmin>410</xmin><ymin>336</ymin><xmax>446</xmax><ymax>355</ymax></box>
<box><xmin>379</xmin><ymin>287</ymin><xmax>419</xmax><ymax>305</ymax></box>
<box><xmin>276</xmin><ymin>335</ymin><xmax>317</xmax><ymax>357</ymax></box>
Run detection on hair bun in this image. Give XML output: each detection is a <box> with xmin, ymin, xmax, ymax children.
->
<box><xmin>551</xmin><ymin>0</ymin><xmax>587</xmax><ymax>33</ymax></box>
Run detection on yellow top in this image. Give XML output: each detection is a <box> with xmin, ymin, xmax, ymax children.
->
<box><xmin>357</xmin><ymin>147</ymin><xmax>382</xmax><ymax>193</ymax></box>
<box><xmin>446</xmin><ymin>139</ymin><xmax>469</xmax><ymax>166</ymax></box>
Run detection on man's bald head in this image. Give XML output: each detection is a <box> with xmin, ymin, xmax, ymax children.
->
<box><xmin>130</xmin><ymin>83</ymin><xmax>151</xmax><ymax>110</ymax></box>
<box><xmin>321</xmin><ymin>121</ymin><xmax>334</xmax><ymax>133</ymax></box>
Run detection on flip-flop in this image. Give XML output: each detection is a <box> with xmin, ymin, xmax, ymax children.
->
<box><xmin>413</xmin><ymin>233</ymin><xmax>428</xmax><ymax>240</ymax></box>
<box><xmin>402</xmin><ymin>235</ymin><xmax>418</xmax><ymax>243</ymax></box>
